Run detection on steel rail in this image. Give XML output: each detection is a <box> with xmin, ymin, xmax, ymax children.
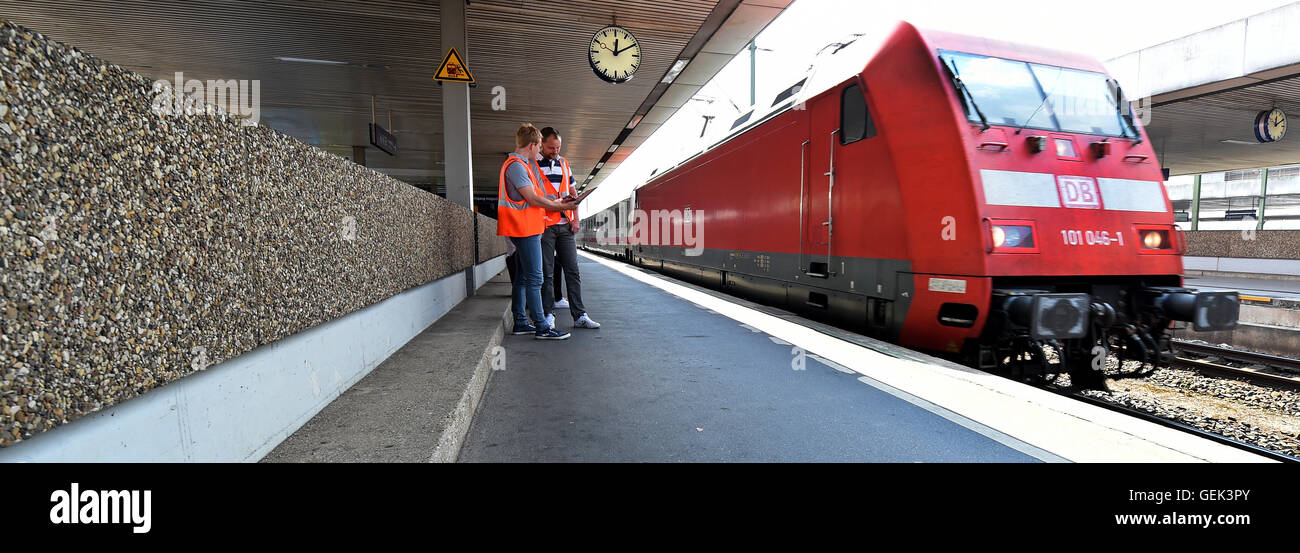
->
<box><xmin>1171</xmin><ymin>340</ymin><xmax>1300</xmax><ymax>389</ymax></box>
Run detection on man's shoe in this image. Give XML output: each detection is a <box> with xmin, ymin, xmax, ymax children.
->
<box><xmin>545</xmin><ymin>313</ymin><xmax>556</xmax><ymax>329</ymax></box>
<box><xmin>512</xmin><ymin>323</ymin><xmax>538</xmax><ymax>335</ymax></box>
<box><xmin>555</xmin><ymin>298</ymin><xmax>570</xmax><ymax>309</ymax></box>
<box><xmin>535</xmin><ymin>327</ymin><xmax>571</xmax><ymax>340</ymax></box>
<box><xmin>574</xmin><ymin>314</ymin><xmax>601</xmax><ymax>329</ymax></box>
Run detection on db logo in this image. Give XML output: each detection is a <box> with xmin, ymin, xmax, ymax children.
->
<box><xmin>1057</xmin><ymin>175</ymin><xmax>1101</xmax><ymax>209</ymax></box>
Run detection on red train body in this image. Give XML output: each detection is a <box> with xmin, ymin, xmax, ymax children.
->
<box><xmin>582</xmin><ymin>23</ymin><xmax>1238</xmax><ymax>385</ymax></box>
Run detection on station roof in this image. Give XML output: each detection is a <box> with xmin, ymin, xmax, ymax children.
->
<box><xmin>0</xmin><ymin>0</ymin><xmax>790</xmax><ymax>197</ymax></box>
<box><xmin>1106</xmin><ymin>3</ymin><xmax>1300</xmax><ymax>175</ymax></box>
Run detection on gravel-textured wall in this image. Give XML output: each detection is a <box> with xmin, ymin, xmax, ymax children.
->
<box><xmin>1184</xmin><ymin>231</ymin><xmax>1300</xmax><ymax>259</ymax></box>
<box><xmin>476</xmin><ymin>213</ymin><xmax>507</xmax><ymax>263</ymax></box>
<box><xmin>0</xmin><ymin>21</ymin><xmax>484</xmax><ymax>445</ymax></box>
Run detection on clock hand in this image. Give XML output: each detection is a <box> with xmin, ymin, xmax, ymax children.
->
<box><xmin>614</xmin><ymin>39</ymin><xmax>619</xmax><ymax>55</ymax></box>
<box><xmin>595</xmin><ymin>41</ymin><xmax>613</xmax><ymax>52</ymax></box>
<box><xmin>613</xmin><ymin>42</ymin><xmax>636</xmax><ymax>55</ymax></box>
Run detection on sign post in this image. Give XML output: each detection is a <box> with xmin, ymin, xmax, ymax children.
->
<box><xmin>440</xmin><ymin>0</ymin><xmax>475</xmax><ymax>296</ymax></box>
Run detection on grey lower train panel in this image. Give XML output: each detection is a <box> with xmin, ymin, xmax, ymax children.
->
<box><xmin>585</xmin><ymin>243</ymin><xmax>914</xmax><ymax>341</ymax></box>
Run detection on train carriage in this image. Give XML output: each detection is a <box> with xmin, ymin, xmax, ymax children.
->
<box><xmin>582</xmin><ymin>22</ymin><xmax>1239</xmax><ymax>387</ymax></box>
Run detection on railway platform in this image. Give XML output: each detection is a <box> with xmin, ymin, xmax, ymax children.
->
<box><xmin>1175</xmin><ymin>274</ymin><xmax>1300</xmax><ymax>360</ymax></box>
<box><xmin>270</xmin><ymin>252</ymin><xmax>1274</xmax><ymax>463</ymax></box>
<box><xmin>1184</xmin><ymin>275</ymin><xmax>1300</xmax><ymax>304</ymax></box>
<box><xmin>459</xmin><ymin>255</ymin><xmax>1045</xmax><ymax>463</ymax></box>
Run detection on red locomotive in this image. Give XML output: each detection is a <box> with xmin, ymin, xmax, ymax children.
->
<box><xmin>581</xmin><ymin>22</ymin><xmax>1238</xmax><ymax>387</ymax></box>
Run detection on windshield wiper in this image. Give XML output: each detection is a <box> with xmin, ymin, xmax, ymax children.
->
<box><xmin>1014</xmin><ymin>95</ymin><xmax>1050</xmax><ymax>135</ymax></box>
<box><xmin>1015</xmin><ymin>66</ymin><xmax>1062</xmax><ymax>135</ymax></box>
<box><xmin>1112</xmin><ymin>80</ymin><xmax>1143</xmax><ymax>144</ymax></box>
<box><xmin>941</xmin><ymin>56</ymin><xmax>990</xmax><ymax>131</ymax></box>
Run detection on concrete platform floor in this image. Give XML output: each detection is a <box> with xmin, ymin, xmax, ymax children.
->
<box><xmin>1186</xmin><ymin>275</ymin><xmax>1300</xmax><ymax>302</ymax></box>
<box><xmin>458</xmin><ymin>257</ymin><xmax>1044</xmax><ymax>462</ymax></box>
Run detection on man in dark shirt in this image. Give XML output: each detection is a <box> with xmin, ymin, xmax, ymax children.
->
<box><xmin>537</xmin><ymin>127</ymin><xmax>600</xmax><ymax>329</ymax></box>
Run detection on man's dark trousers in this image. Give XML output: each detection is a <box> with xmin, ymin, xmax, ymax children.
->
<box><xmin>541</xmin><ymin>223</ymin><xmax>585</xmax><ymax>320</ymax></box>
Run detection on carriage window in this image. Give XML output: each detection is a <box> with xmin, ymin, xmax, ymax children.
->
<box><xmin>730</xmin><ymin>110</ymin><xmax>754</xmax><ymax>131</ymax></box>
<box><xmin>772</xmin><ymin>78</ymin><xmax>807</xmax><ymax>107</ymax></box>
<box><xmin>841</xmin><ymin>84</ymin><xmax>875</xmax><ymax>144</ymax></box>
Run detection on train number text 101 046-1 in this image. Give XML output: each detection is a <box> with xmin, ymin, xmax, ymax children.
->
<box><xmin>1060</xmin><ymin>229</ymin><xmax>1123</xmax><ymax>247</ymax></box>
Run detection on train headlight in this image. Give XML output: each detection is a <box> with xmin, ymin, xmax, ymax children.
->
<box><xmin>991</xmin><ymin>224</ymin><xmax>1034</xmax><ymax>249</ymax></box>
<box><xmin>1135</xmin><ymin>225</ymin><xmax>1179</xmax><ymax>255</ymax></box>
<box><xmin>1141</xmin><ymin>229</ymin><xmax>1169</xmax><ymax>249</ymax></box>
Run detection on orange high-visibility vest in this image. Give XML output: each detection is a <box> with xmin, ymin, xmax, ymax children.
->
<box><xmin>496</xmin><ymin>154</ymin><xmax>546</xmax><ymax>237</ymax></box>
<box><xmin>539</xmin><ymin>156</ymin><xmax>574</xmax><ymax>227</ymax></box>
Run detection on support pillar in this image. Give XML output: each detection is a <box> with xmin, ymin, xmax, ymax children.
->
<box><xmin>442</xmin><ymin>0</ymin><xmax>476</xmax><ymax>295</ymax></box>
<box><xmin>749</xmin><ymin>40</ymin><xmax>756</xmax><ymax>107</ymax></box>
<box><xmin>1190</xmin><ymin>174</ymin><xmax>1201</xmax><ymax>231</ymax></box>
<box><xmin>1257</xmin><ymin>167</ymin><xmax>1269</xmax><ymax>231</ymax></box>
<box><xmin>352</xmin><ymin>146</ymin><xmax>366</xmax><ymax>167</ymax></box>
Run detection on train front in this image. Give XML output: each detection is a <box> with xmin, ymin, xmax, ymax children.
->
<box><xmin>934</xmin><ymin>43</ymin><xmax>1239</xmax><ymax>385</ymax></box>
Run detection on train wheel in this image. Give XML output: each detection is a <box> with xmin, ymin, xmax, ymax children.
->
<box><xmin>1022</xmin><ymin>342</ymin><xmax>1051</xmax><ymax>386</ymax></box>
<box><xmin>1065</xmin><ymin>353</ymin><xmax>1108</xmax><ymax>391</ymax></box>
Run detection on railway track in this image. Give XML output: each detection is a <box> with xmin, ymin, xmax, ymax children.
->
<box><xmin>1064</xmin><ymin>391</ymin><xmax>1300</xmax><ymax>463</ymax></box>
<box><xmin>1056</xmin><ymin>341</ymin><xmax>1300</xmax><ymax>461</ymax></box>
<box><xmin>1170</xmin><ymin>340</ymin><xmax>1300</xmax><ymax>390</ymax></box>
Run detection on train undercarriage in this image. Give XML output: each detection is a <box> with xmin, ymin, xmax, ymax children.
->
<box><xmin>583</xmin><ymin>242</ymin><xmax>1241</xmax><ymax>391</ymax></box>
<box><xmin>968</xmin><ymin>276</ymin><xmax>1240</xmax><ymax>389</ymax></box>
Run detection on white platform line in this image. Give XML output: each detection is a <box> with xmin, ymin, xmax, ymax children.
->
<box><xmin>580</xmin><ymin>251</ymin><xmax>1272</xmax><ymax>463</ymax></box>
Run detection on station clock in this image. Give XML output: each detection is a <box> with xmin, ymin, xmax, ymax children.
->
<box><xmin>589</xmin><ymin>25</ymin><xmax>641</xmax><ymax>84</ymax></box>
<box><xmin>1254</xmin><ymin>108</ymin><xmax>1286</xmax><ymax>143</ymax></box>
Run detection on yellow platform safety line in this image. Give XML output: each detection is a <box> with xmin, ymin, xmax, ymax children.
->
<box><xmin>1238</xmin><ymin>294</ymin><xmax>1273</xmax><ymax>303</ymax></box>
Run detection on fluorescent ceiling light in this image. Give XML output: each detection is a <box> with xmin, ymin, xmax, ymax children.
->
<box><xmin>626</xmin><ymin>114</ymin><xmax>644</xmax><ymax>129</ymax></box>
<box><xmin>1219</xmin><ymin>139</ymin><xmax>1260</xmax><ymax>145</ymax></box>
<box><xmin>595</xmin><ymin>162</ymin><xmax>605</xmax><ymax>169</ymax></box>
<box><xmin>661</xmin><ymin>59</ymin><xmax>689</xmax><ymax>84</ymax></box>
<box><xmin>275</xmin><ymin>56</ymin><xmax>349</xmax><ymax>65</ymax></box>
<box><xmin>607</xmin><ymin>144</ymin><xmax>619</xmax><ymax>153</ymax></box>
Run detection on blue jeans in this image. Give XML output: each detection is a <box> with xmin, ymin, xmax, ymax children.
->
<box><xmin>509</xmin><ymin>234</ymin><xmax>547</xmax><ymax>329</ymax></box>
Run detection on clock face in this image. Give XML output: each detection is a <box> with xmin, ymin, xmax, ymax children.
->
<box><xmin>589</xmin><ymin>26</ymin><xmax>640</xmax><ymax>84</ymax></box>
<box><xmin>1268</xmin><ymin>108</ymin><xmax>1286</xmax><ymax>141</ymax></box>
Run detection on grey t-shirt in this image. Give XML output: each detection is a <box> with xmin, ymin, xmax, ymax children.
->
<box><xmin>504</xmin><ymin>153</ymin><xmax>535</xmax><ymax>203</ymax></box>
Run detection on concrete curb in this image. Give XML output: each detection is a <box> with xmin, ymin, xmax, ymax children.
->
<box><xmin>1186</xmin><ymin>269</ymin><xmax>1300</xmax><ymax>282</ymax></box>
<box><xmin>431</xmin><ymin>303</ymin><xmax>509</xmax><ymax>463</ymax></box>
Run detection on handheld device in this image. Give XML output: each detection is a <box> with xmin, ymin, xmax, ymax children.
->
<box><xmin>563</xmin><ymin>188</ymin><xmax>595</xmax><ymax>204</ymax></box>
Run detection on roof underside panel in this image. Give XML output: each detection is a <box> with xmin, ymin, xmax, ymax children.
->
<box><xmin>0</xmin><ymin>0</ymin><xmax>723</xmax><ymax>195</ymax></box>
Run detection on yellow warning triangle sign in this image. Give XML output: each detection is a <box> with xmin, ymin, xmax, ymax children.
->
<box><xmin>434</xmin><ymin>47</ymin><xmax>475</xmax><ymax>83</ymax></box>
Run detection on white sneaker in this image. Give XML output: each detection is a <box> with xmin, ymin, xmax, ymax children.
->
<box><xmin>574</xmin><ymin>314</ymin><xmax>601</xmax><ymax>329</ymax></box>
<box><xmin>555</xmin><ymin>298</ymin><xmax>570</xmax><ymax>309</ymax></box>
<box><xmin>545</xmin><ymin>313</ymin><xmax>555</xmax><ymax>329</ymax></box>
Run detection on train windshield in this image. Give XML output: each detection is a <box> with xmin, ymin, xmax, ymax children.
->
<box><xmin>940</xmin><ymin>50</ymin><xmax>1134</xmax><ymax>138</ymax></box>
